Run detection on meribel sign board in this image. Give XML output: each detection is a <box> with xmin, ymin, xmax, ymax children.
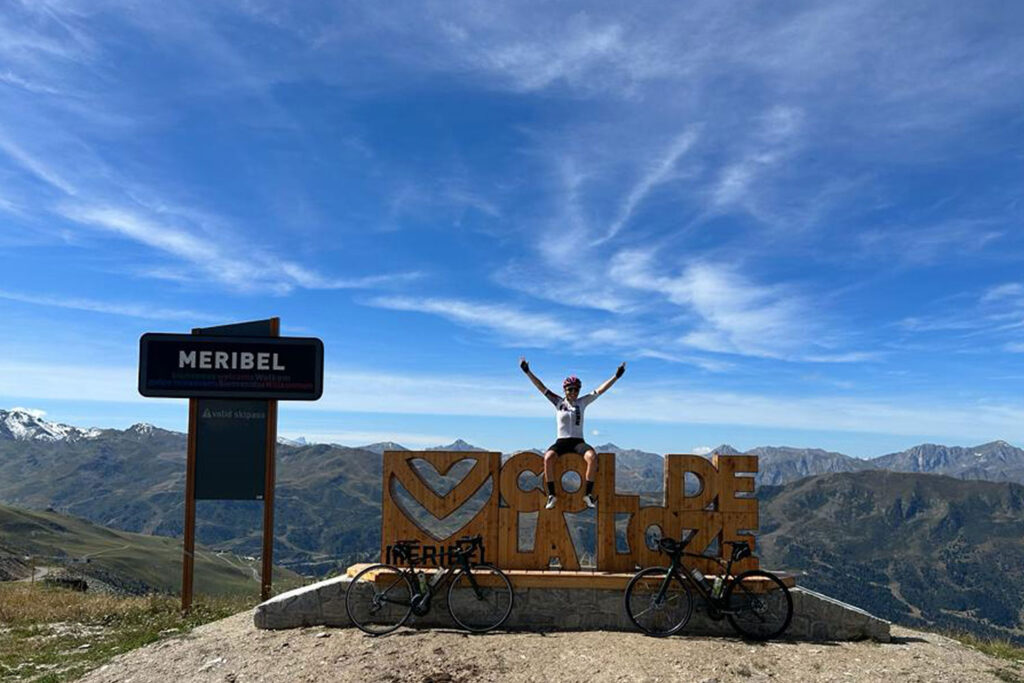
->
<box><xmin>138</xmin><ymin>333</ymin><xmax>324</xmax><ymax>400</ymax></box>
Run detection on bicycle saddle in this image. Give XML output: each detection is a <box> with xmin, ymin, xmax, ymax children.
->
<box><xmin>658</xmin><ymin>537</ymin><xmax>680</xmax><ymax>554</ymax></box>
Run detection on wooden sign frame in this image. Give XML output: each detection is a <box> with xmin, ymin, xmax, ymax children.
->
<box><xmin>381</xmin><ymin>450</ymin><xmax>759</xmax><ymax>575</ymax></box>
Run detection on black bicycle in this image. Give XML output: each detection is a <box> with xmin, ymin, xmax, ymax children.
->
<box><xmin>345</xmin><ymin>535</ymin><xmax>514</xmax><ymax>635</ymax></box>
<box><xmin>624</xmin><ymin>534</ymin><xmax>793</xmax><ymax>640</ymax></box>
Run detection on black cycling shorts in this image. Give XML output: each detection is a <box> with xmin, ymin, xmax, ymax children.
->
<box><xmin>546</xmin><ymin>438</ymin><xmax>593</xmax><ymax>456</ymax></box>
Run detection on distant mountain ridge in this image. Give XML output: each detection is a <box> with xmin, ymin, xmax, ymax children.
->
<box><xmin>759</xmin><ymin>470</ymin><xmax>1024</xmax><ymax>643</ymax></box>
<box><xmin>6</xmin><ymin>407</ymin><xmax>1024</xmax><ymax>486</ymax></box>
<box><xmin>2</xmin><ymin>408</ymin><xmax>1023</xmax><ymax>642</ymax></box>
<box><xmin>0</xmin><ymin>408</ymin><xmax>102</xmax><ymax>442</ymax></box>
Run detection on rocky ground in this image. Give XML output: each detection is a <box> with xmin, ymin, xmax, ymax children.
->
<box><xmin>77</xmin><ymin>611</ymin><xmax>1024</xmax><ymax>683</ymax></box>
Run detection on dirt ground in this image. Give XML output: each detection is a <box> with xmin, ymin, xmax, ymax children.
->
<box><xmin>77</xmin><ymin>611</ymin><xmax>1024</xmax><ymax>683</ymax></box>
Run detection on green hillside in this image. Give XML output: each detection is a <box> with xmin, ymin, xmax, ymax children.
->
<box><xmin>0</xmin><ymin>503</ymin><xmax>304</xmax><ymax>596</ymax></box>
<box><xmin>758</xmin><ymin>470</ymin><xmax>1024</xmax><ymax>644</ymax></box>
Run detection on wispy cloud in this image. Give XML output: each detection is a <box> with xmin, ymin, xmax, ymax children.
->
<box><xmin>8</xmin><ymin>358</ymin><xmax>1024</xmax><ymax>444</ymax></box>
<box><xmin>366</xmin><ymin>294</ymin><xmax>728</xmax><ymax>371</ymax></box>
<box><xmin>709</xmin><ymin>106</ymin><xmax>803</xmax><ymax>218</ymax></box>
<box><xmin>0</xmin><ymin>361</ymin><xmax>141</xmax><ymax>404</ymax></box>
<box><xmin>0</xmin><ymin>131</ymin><xmax>78</xmax><ymax>196</ymax></box>
<box><xmin>609</xmin><ymin>250</ymin><xmax>831</xmax><ymax>361</ymax></box>
<box><xmin>896</xmin><ymin>282</ymin><xmax>1024</xmax><ymax>353</ymax></box>
<box><xmin>57</xmin><ymin>203</ymin><xmax>419</xmax><ymax>294</ymax></box>
<box><xmin>594</xmin><ymin>127</ymin><xmax>699</xmax><ymax>244</ymax></box>
<box><xmin>367</xmin><ymin>295</ymin><xmax>578</xmax><ymax>347</ymax></box>
<box><xmin>857</xmin><ymin>220</ymin><xmax>1004</xmax><ymax>266</ymax></box>
<box><xmin>0</xmin><ymin>289</ymin><xmax>221</xmax><ymax>322</ymax></box>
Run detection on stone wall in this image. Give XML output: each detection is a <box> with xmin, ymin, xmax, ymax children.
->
<box><xmin>254</xmin><ymin>576</ymin><xmax>890</xmax><ymax>642</ymax></box>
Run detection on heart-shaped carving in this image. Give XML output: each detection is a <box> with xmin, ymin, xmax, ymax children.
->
<box><xmin>390</xmin><ymin>452</ymin><xmax>493</xmax><ymax>517</ymax></box>
<box><xmin>390</xmin><ymin>475</ymin><xmax>494</xmax><ymax>541</ymax></box>
<box><xmin>409</xmin><ymin>457</ymin><xmax>478</xmax><ymax>497</ymax></box>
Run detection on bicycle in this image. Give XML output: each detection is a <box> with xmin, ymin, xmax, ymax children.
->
<box><xmin>345</xmin><ymin>535</ymin><xmax>514</xmax><ymax>636</ymax></box>
<box><xmin>623</xmin><ymin>534</ymin><xmax>793</xmax><ymax>640</ymax></box>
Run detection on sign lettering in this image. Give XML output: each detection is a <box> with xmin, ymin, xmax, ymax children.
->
<box><xmin>139</xmin><ymin>333</ymin><xmax>323</xmax><ymax>399</ymax></box>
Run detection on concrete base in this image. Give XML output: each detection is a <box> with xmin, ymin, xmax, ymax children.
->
<box><xmin>254</xmin><ymin>575</ymin><xmax>890</xmax><ymax>642</ymax></box>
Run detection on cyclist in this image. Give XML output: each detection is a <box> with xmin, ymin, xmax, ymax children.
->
<box><xmin>519</xmin><ymin>357</ymin><xmax>626</xmax><ymax>510</ymax></box>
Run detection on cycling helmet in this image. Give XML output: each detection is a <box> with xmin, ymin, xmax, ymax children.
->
<box><xmin>563</xmin><ymin>375</ymin><xmax>582</xmax><ymax>390</ymax></box>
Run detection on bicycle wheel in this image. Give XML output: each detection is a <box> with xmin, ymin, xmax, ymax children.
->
<box><xmin>345</xmin><ymin>564</ymin><xmax>414</xmax><ymax>635</ymax></box>
<box><xmin>624</xmin><ymin>566</ymin><xmax>693</xmax><ymax>637</ymax></box>
<box><xmin>447</xmin><ymin>563</ymin><xmax>514</xmax><ymax>632</ymax></box>
<box><xmin>723</xmin><ymin>570</ymin><xmax>793</xmax><ymax>641</ymax></box>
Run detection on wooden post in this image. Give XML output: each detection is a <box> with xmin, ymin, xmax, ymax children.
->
<box><xmin>182</xmin><ymin>396</ymin><xmax>198</xmax><ymax>611</ymax></box>
<box><xmin>260</xmin><ymin>318</ymin><xmax>280</xmax><ymax>601</ymax></box>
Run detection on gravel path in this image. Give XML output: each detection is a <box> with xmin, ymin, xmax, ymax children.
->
<box><xmin>78</xmin><ymin>611</ymin><xmax>1023</xmax><ymax>683</ymax></box>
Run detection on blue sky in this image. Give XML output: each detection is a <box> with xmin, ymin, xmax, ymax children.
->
<box><xmin>1</xmin><ymin>1</ymin><xmax>1023</xmax><ymax>457</ymax></box>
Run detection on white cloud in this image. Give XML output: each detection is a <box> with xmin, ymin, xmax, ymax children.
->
<box><xmin>858</xmin><ymin>220</ymin><xmax>1004</xmax><ymax>266</ymax></box>
<box><xmin>691</xmin><ymin>446</ymin><xmax>712</xmax><ymax>455</ymax></box>
<box><xmin>5</xmin><ymin>359</ymin><xmax>1024</xmax><ymax>443</ymax></box>
<box><xmin>0</xmin><ymin>131</ymin><xmax>78</xmax><ymax>196</ymax></box>
<box><xmin>368</xmin><ymin>296</ymin><xmax>573</xmax><ymax>347</ymax></box>
<box><xmin>0</xmin><ymin>362</ymin><xmax>141</xmax><ymax>403</ymax></box>
<box><xmin>57</xmin><ymin>202</ymin><xmax>418</xmax><ymax>295</ymax></box>
<box><xmin>595</xmin><ymin>127</ymin><xmax>700</xmax><ymax>244</ymax></box>
<box><xmin>983</xmin><ymin>283</ymin><xmax>1024</xmax><ymax>303</ymax></box>
<box><xmin>0</xmin><ymin>289</ymin><xmax>221</xmax><ymax>322</ymax></box>
<box><xmin>609</xmin><ymin>251</ymin><xmax>827</xmax><ymax>360</ymax></box>
<box><xmin>366</xmin><ymin>294</ymin><xmax>736</xmax><ymax>370</ymax></box>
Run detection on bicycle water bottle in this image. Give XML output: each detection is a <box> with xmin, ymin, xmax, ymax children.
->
<box><xmin>690</xmin><ymin>567</ymin><xmax>712</xmax><ymax>592</ymax></box>
<box><xmin>417</xmin><ymin>571</ymin><xmax>428</xmax><ymax>594</ymax></box>
<box><xmin>712</xmin><ymin>576</ymin><xmax>724</xmax><ymax>599</ymax></box>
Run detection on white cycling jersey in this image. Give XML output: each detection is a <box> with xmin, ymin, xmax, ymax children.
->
<box><xmin>545</xmin><ymin>389</ymin><xmax>599</xmax><ymax>439</ymax></box>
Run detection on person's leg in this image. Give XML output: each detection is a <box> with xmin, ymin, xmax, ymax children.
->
<box><xmin>578</xmin><ymin>445</ymin><xmax>598</xmax><ymax>507</ymax></box>
<box><xmin>543</xmin><ymin>450</ymin><xmax>557</xmax><ymax>496</ymax></box>
<box><xmin>583</xmin><ymin>448</ymin><xmax>597</xmax><ymax>485</ymax></box>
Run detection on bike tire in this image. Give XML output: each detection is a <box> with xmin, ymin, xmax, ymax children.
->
<box><xmin>623</xmin><ymin>566</ymin><xmax>693</xmax><ymax>637</ymax></box>
<box><xmin>723</xmin><ymin>569</ymin><xmax>793</xmax><ymax>641</ymax></box>
<box><xmin>447</xmin><ymin>563</ymin><xmax>514</xmax><ymax>633</ymax></box>
<box><xmin>345</xmin><ymin>564</ymin><xmax>414</xmax><ymax>636</ymax></box>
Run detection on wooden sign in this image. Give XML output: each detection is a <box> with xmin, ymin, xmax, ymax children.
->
<box><xmin>381</xmin><ymin>450</ymin><xmax>759</xmax><ymax>575</ymax></box>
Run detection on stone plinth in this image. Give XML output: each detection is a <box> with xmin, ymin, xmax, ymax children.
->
<box><xmin>255</xmin><ymin>576</ymin><xmax>890</xmax><ymax>642</ymax></box>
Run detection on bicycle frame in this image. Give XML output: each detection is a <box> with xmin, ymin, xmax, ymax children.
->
<box><xmin>655</xmin><ymin>549</ymin><xmax>744</xmax><ymax>614</ymax></box>
<box><xmin>378</xmin><ymin>538</ymin><xmax>483</xmax><ymax>612</ymax></box>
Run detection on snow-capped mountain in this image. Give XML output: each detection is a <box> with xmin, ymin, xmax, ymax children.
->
<box><xmin>0</xmin><ymin>409</ymin><xmax>102</xmax><ymax>442</ymax></box>
<box><xmin>357</xmin><ymin>441</ymin><xmax>408</xmax><ymax>455</ymax></box>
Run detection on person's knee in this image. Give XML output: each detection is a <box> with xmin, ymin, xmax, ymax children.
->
<box><xmin>544</xmin><ymin>450</ymin><xmax>557</xmax><ymax>462</ymax></box>
<box><xmin>584</xmin><ymin>450</ymin><xmax>596</xmax><ymax>462</ymax></box>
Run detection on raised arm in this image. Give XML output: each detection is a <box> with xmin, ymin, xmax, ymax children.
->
<box><xmin>595</xmin><ymin>362</ymin><xmax>626</xmax><ymax>396</ymax></box>
<box><xmin>520</xmin><ymin>357</ymin><xmax>556</xmax><ymax>399</ymax></box>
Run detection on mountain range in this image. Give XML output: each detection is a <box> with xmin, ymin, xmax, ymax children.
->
<box><xmin>2</xmin><ymin>408</ymin><xmax>1024</xmax><ymax>642</ymax></box>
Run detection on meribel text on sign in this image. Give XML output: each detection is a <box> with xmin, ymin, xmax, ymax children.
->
<box><xmin>138</xmin><ymin>333</ymin><xmax>324</xmax><ymax>400</ymax></box>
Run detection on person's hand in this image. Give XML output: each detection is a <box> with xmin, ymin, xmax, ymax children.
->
<box><xmin>520</xmin><ymin>357</ymin><xmax>530</xmax><ymax>373</ymax></box>
<box><xmin>615</xmin><ymin>362</ymin><xmax>626</xmax><ymax>378</ymax></box>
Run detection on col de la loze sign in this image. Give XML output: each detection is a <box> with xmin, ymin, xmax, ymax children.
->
<box><xmin>381</xmin><ymin>449</ymin><xmax>760</xmax><ymax>576</ymax></box>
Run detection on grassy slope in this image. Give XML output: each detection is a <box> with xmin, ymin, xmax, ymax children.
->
<box><xmin>0</xmin><ymin>583</ymin><xmax>252</xmax><ymax>683</ymax></box>
<box><xmin>0</xmin><ymin>504</ymin><xmax>304</xmax><ymax>596</ymax></box>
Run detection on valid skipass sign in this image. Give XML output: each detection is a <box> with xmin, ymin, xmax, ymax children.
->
<box><xmin>139</xmin><ymin>333</ymin><xmax>324</xmax><ymax>400</ymax></box>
